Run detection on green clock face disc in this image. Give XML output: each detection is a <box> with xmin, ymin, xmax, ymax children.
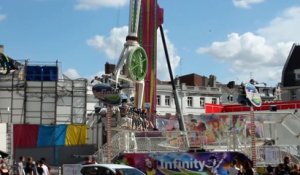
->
<box><xmin>128</xmin><ymin>46</ymin><xmax>148</xmax><ymax>81</ymax></box>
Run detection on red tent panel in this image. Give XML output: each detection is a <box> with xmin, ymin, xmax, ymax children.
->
<box><xmin>13</xmin><ymin>124</ymin><xmax>39</xmax><ymax>148</ymax></box>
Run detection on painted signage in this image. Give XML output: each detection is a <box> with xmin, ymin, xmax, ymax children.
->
<box><xmin>244</xmin><ymin>83</ymin><xmax>262</xmax><ymax>107</ymax></box>
<box><xmin>114</xmin><ymin>152</ymin><xmax>251</xmax><ymax>175</ymax></box>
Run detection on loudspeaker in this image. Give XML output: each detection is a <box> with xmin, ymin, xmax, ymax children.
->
<box><xmin>270</xmin><ymin>105</ymin><xmax>277</xmax><ymax>111</ymax></box>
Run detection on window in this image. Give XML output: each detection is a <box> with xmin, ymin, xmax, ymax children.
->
<box><xmin>81</xmin><ymin>166</ymin><xmax>114</xmax><ymax>175</ymax></box>
<box><xmin>212</xmin><ymin>98</ymin><xmax>217</xmax><ymax>104</ymax></box>
<box><xmin>115</xmin><ymin>168</ymin><xmax>145</xmax><ymax>175</ymax></box>
<box><xmin>297</xmin><ymin>74</ymin><xmax>300</xmax><ymax>80</ymax></box>
<box><xmin>263</xmin><ymin>89</ymin><xmax>269</xmax><ymax>96</ymax></box>
<box><xmin>294</xmin><ymin>69</ymin><xmax>300</xmax><ymax>80</ymax></box>
<box><xmin>157</xmin><ymin>95</ymin><xmax>161</xmax><ymax>105</ymax></box>
<box><xmin>165</xmin><ymin>96</ymin><xmax>170</xmax><ymax>106</ymax></box>
<box><xmin>187</xmin><ymin>97</ymin><xmax>193</xmax><ymax>107</ymax></box>
<box><xmin>291</xmin><ymin>90</ymin><xmax>297</xmax><ymax>100</ymax></box>
<box><xmin>200</xmin><ymin>97</ymin><xmax>205</xmax><ymax>107</ymax></box>
<box><xmin>227</xmin><ymin>95</ymin><xmax>233</xmax><ymax>102</ymax></box>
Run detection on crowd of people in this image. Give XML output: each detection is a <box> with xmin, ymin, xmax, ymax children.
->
<box><xmin>228</xmin><ymin>156</ymin><xmax>300</xmax><ymax>175</ymax></box>
<box><xmin>106</xmin><ymin>101</ymin><xmax>158</xmax><ymax>131</ymax></box>
<box><xmin>264</xmin><ymin>156</ymin><xmax>300</xmax><ymax>175</ymax></box>
<box><xmin>14</xmin><ymin>156</ymin><xmax>50</xmax><ymax>175</ymax></box>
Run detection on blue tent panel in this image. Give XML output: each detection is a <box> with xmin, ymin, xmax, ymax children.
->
<box><xmin>54</xmin><ymin>125</ymin><xmax>67</xmax><ymax>146</ymax></box>
<box><xmin>37</xmin><ymin>125</ymin><xmax>55</xmax><ymax>147</ymax></box>
<box><xmin>37</xmin><ymin>125</ymin><xmax>67</xmax><ymax>147</ymax></box>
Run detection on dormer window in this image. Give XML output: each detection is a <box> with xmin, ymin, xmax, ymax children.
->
<box><xmin>294</xmin><ymin>69</ymin><xmax>300</xmax><ymax>80</ymax></box>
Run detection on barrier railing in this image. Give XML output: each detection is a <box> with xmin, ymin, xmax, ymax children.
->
<box><xmin>242</xmin><ymin>145</ymin><xmax>300</xmax><ymax>167</ymax></box>
<box><xmin>95</xmin><ymin>130</ymin><xmax>300</xmax><ymax>165</ymax></box>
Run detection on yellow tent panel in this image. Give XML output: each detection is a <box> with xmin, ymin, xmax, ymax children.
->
<box><xmin>65</xmin><ymin>124</ymin><xmax>87</xmax><ymax>145</ymax></box>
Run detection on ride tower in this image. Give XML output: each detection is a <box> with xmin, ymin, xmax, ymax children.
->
<box><xmin>138</xmin><ymin>0</ymin><xmax>164</xmax><ymax>113</ymax></box>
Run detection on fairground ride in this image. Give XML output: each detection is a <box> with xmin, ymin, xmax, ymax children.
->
<box><xmin>91</xmin><ymin>0</ymin><xmax>188</xmax><ymax>163</ymax></box>
<box><xmin>90</xmin><ymin>0</ymin><xmax>300</xmax><ymax>174</ymax></box>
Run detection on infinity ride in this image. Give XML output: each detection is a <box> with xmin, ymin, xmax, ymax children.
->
<box><xmin>92</xmin><ymin>0</ymin><xmax>186</xmax><ymax>134</ymax></box>
<box><xmin>89</xmin><ymin>0</ymin><xmax>299</xmax><ymax>174</ymax></box>
<box><xmin>91</xmin><ymin>0</ymin><xmax>150</xmax><ymax>163</ymax></box>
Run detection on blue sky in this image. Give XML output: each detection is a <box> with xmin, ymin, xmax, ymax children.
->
<box><xmin>1</xmin><ymin>0</ymin><xmax>300</xmax><ymax>87</ymax></box>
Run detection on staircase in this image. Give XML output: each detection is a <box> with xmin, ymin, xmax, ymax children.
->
<box><xmin>94</xmin><ymin>131</ymin><xmax>124</xmax><ymax>163</ymax></box>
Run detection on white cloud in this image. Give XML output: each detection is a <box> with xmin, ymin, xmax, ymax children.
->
<box><xmin>157</xmin><ymin>30</ymin><xmax>181</xmax><ymax>81</ymax></box>
<box><xmin>257</xmin><ymin>7</ymin><xmax>300</xmax><ymax>43</ymax></box>
<box><xmin>64</xmin><ymin>68</ymin><xmax>81</xmax><ymax>79</ymax></box>
<box><xmin>75</xmin><ymin>0</ymin><xmax>128</xmax><ymax>10</ymax></box>
<box><xmin>233</xmin><ymin>0</ymin><xmax>266</xmax><ymax>8</ymax></box>
<box><xmin>87</xmin><ymin>26</ymin><xmax>128</xmax><ymax>60</ymax></box>
<box><xmin>87</xmin><ymin>26</ymin><xmax>181</xmax><ymax>81</ymax></box>
<box><xmin>0</xmin><ymin>14</ymin><xmax>6</xmax><ymax>22</ymax></box>
<box><xmin>198</xmin><ymin>6</ymin><xmax>300</xmax><ymax>86</ymax></box>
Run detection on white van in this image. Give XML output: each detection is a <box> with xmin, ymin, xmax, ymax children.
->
<box><xmin>80</xmin><ymin>164</ymin><xmax>145</xmax><ymax>175</ymax></box>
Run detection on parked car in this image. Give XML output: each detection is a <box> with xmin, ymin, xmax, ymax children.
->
<box><xmin>80</xmin><ymin>164</ymin><xmax>145</xmax><ymax>175</ymax></box>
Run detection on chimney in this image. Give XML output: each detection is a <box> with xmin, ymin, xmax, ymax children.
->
<box><xmin>208</xmin><ymin>74</ymin><xmax>216</xmax><ymax>87</ymax></box>
<box><xmin>105</xmin><ymin>62</ymin><xmax>116</xmax><ymax>74</ymax></box>
<box><xmin>0</xmin><ymin>45</ymin><xmax>4</xmax><ymax>54</ymax></box>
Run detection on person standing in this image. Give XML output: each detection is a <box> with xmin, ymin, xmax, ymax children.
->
<box><xmin>36</xmin><ymin>160</ymin><xmax>44</xmax><ymax>175</ymax></box>
<box><xmin>241</xmin><ymin>161</ymin><xmax>255</xmax><ymax>175</ymax></box>
<box><xmin>282</xmin><ymin>156</ymin><xmax>291</xmax><ymax>174</ymax></box>
<box><xmin>91</xmin><ymin>157</ymin><xmax>98</xmax><ymax>164</ymax></box>
<box><xmin>40</xmin><ymin>158</ymin><xmax>50</xmax><ymax>175</ymax></box>
<box><xmin>264</xmin><ymin>165</ymin><xmax>273</xmax><ymax>175</ymax></box>
<box><xmin>24</xmin><ymin>157</ymin><xmax>35</xmax><ymax>175</ymax></box>
<box><xmin>40</xmin><ymin>159</ymin><xmax>49</xmax><ymax>175</ymax></box>
<box><xmin>17</xmin><ymin>156</ymin><xmax>25</xmax><ymax>175</ymax></box>
<box><xmin>228</xmin><ymin>159</ymin><xmax>241</xmax><ymax>175</ymax></box>
<box><xmin>82</xmin><ymin>156</ymin><xmax>92</xmax><ymax>165</ymax></box>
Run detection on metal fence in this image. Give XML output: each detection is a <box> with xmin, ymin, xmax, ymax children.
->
<box><xmin>95</xmin><ymin>130</ymin><xmax>300</xmax><ymax>167</ymax></box>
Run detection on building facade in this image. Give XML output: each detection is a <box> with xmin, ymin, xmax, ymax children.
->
<box><xmin>156</xmin><ymin>74</ymin><xmax>222</xmax><ymax>116</ymax></box>
<box><xmin>281</xmin><ymin>43</ymin><xmax>300</xmax><ymax>101</ymax></box>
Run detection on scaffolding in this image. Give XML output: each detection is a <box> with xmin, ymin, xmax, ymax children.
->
<box><xmin>0</xmin><ymin>61</ymin><xmax>91</xmax><ymax>161</ymax></box>
<box><xmin>0</xmin><ymin>61</ymin><xmax>88</xmax><ymax>125</ymax></box>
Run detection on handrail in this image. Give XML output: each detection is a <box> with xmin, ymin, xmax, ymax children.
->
<box><xmin>241</xmin><ymin>145</ymin><xmax>300</xmax><ymax>167</ymax></box>
<box><xmin>94</xmin><ymin>129</ymin><xmax>300</xmax><ymax>165</ymax></box>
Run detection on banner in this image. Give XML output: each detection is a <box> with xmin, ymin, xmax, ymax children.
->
<box><xmin>13</xmin><ymin>124</ymin><xmax>87</xmax><ymax>148</ymax></box>
<box><xmin>114</xmin><ymin>151</ymin><xmax>251</xmax><ymax>175</ymax></box>
<box><xmin>186</xmin><ymin>114</ymin><xmax>247</xmax><ymax>144</ymax></box>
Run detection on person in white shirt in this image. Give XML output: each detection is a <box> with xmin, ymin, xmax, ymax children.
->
<box><xmin>40</xmin><ymin>160</ymin><xmax>49</xmax><ymax>175</ymax></box>
<box><xmin>17</xmin><ymin>156</ymin><xmax>25</xmax><ymax>175</ymax></box>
